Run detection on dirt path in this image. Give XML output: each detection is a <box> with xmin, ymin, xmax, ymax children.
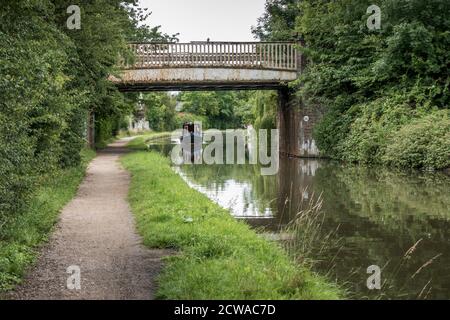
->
<box><xmin>10</xmin><ymin>139</ymin><xmax>169</xmax><ymax>300</ymax></box>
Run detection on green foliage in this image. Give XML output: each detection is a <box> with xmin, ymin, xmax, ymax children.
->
<box><xmin>1</xmin><ymin>0</ymin><xmax>76</xmax><ymax>227</ymax></box>
<box><xmin>95</xmin><ymin>117</ymin><xmax>121</xmax><ymax>149</ymax></box>
<box><xmin>252</xmin><ymin>0</ymin><xmax>300</xmax><ymax>41</ymax></box>
<box><xmin>144</xmin><ymin>93</ymin><xmax>178</xmax><ymax>132</ymax></box>
<box><xmin>0</xmin><ymin>149</ymin><xmax>95</xmax><ymax>292</ymax></box>
<box><xmin>121</xmin><ymin>150</ymin><xmax>340</xmax><ymax>299</ymax></box>
<box><xmin>255</xmin><ymin>0</ymin><xmax>449</xmax><ymax>169</ymax></box>
<box><xmin>178</xmin><ymin>91</ymin><xmax>276</xmax><ymax>130</ymax></box>
<box><xmin>252</xmin><ymin>91</ymin><xmax>278</xmax><ymax>130</ymax></box>
<box><xmin>179</xmin><ymin>92</ymin><xmax>239</xmax><ymax>129</ymax></box>
<box><xmin>383</xmin><ymin>110</ymin><xmax>450</xmax><ymax>170</ymax></box>
<box><xmin>338</xmin><ymin>97</ymin><xmax>412</xmax><ymax>164</ymax></box>
<box><xmin>0</xmin><ymin>1</ymin><xmax>170</xmax><ymax>242</ymax></box>
<box><xmin>140</xmin><ymin>90</ymin><xmax>277</xmax><ymax>132</ymax></box>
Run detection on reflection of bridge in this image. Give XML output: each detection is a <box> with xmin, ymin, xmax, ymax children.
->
<box><xmin>110</xmin><ymin>42</ymin><xmax>301</xmax><ymax>91</ymax></box>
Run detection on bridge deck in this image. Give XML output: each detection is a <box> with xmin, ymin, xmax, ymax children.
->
<box><xmin>111</xmin><ymin>42</ymin><xmax>300</xmax><ymax>91</ymax></box>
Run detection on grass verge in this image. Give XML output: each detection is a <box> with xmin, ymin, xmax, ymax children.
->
<box><xmin>121</xmin><ymin>146</ymin><xmax>341</xmax><ymax>299</ymax></box>
<box><xmin>126</xmin><ymin>132</ymin><xmax>172</xmax><ymax>150</ymax></box>
<box><xmin>0</xmin><ymin>148</ymin><xmax>96</xmax><ymax>293</ymax></box>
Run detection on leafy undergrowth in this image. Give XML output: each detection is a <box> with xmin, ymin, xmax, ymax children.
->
<box><xmin>0</xmin><ymin>149</ymin><xmax>96</xmax><ymax>293</ymax></box>
<box><xmin>121</xmin><ymin>149</ymin><xmax>341</xmax><ymax>299</ymax></box>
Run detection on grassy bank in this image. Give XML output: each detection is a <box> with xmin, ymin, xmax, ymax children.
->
<box><xmin>126</xmin><ymin>132</ymin><xmax>172</xmax><ymax>150</ymax></box>
<box><xmin>0</xmin><ymin>149</ymin><xmax>96</xmax><ymax>293</ymax></box>
<box><xmin>121</xmin><ymin>144</ymin><xmax>340</xmax><ymax>299</ymax></box>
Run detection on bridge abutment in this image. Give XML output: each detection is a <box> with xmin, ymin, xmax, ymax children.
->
<box><xmin>277</xmin><ymin>88</ymin><xmax>322</xmax><ymax>158</ymax></box>
<box><xmin>277</xmin><ymin>40</ymin><xmax>323</xmax><ymax>158</ymax></box>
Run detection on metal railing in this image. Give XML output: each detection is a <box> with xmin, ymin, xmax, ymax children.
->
<box><xmin>125</xmin><ymin>42</ymin><xmax>298</xmax><ymax>71</ymax></box>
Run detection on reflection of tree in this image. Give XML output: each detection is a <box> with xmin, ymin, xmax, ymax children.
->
<box><xmin>331</xmin><ymin>167</ymin><xmax>450</xmax><ymax>238</ymax></box>
<box><xmin>308</xmin><ymin>164</ymin><xmax>450</xmax><ymax>299</ymax></box>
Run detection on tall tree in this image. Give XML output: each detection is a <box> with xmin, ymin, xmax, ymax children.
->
<box><xmin>252</xmin><ymin>0</ymin><xmax>300</xmax><ymax>41</ymax></box>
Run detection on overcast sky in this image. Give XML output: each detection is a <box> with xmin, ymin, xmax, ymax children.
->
<box><xmin>138</xmin><ymin>0</ymin><xmax>267</xmax><ymax>42</ymax></box>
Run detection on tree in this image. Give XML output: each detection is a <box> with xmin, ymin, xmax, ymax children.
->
<box><xmin>253</xmin><ymin>0</ymin><xmax>450</xmax><ymax>169</ymax></box>
<box><xmin>144</xmin><ymin>93</ymin><xmax>178</xmax><ymax>132</ymax></box>
<box><xmin>0</xmin><ymin>0</ymin><xmax>177</xmax><ymax>230</ymax></box>
<box><xmin>252</xmin><ymin>0</ymin><xmax>300</xmax><ymax>41</ymax></box>
<box><xmin>179</xmin><ymin>92</ymin><xmax>246</xmax><ymax>129</ymax></box>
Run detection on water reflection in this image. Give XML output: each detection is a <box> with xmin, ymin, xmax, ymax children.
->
<box><xmin>173</xmin><ymin>166</ymin><xmax>274</xmax><ymax>219</ymax></box>
<box><xmin>278</xmin><ymin>159</ymin><xmax>450</xmax><ymax>299</ymax></box>
<box><xmin>148</xmin><ymin>138</ymin><xmax>450</xmax><ymax>299</ymax></box>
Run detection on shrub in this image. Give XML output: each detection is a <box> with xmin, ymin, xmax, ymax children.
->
<box><xmin>338</xmin><ymin>97</ymin><xmax>412</xmax><ymax>164</ymax></box>
<box><xmin>383</xmin><ymin>110</ymin><xmax>450</xmax><ymax>170</ymax></box>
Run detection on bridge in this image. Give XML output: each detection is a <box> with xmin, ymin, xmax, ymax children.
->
<box><xmin>109</xmin><ymin>41</ymin><xmax>321</xmax><ymax>158</ymax></box>
<box><xmin>110</xmin><ymin>42</ymin><xmax>301</xmax><ymax>91</ymax></box>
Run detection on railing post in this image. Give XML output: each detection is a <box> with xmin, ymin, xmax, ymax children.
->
<box><xmin>296</xmin><ymin>39</ymin><xmax>306</xmax><ymax>74</ymax></box>
<box><xmin>125</xmin><ymin>41</ymin><xmax>299</xmax><ymax>71</ymax></box>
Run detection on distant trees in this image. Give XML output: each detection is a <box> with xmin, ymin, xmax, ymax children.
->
<box><xmin>174</xmin><ymin>91</ymin><xmax>278</xmax><ymax>130</ymax></box>
<box><xmin>141</xmin><ymin>90</ymin><xmax>280</xmax><ymax>132</ymax></box>
<box><xmin>143</xmin><ymin>93</ymin><xmax>178</xmax><ymax>132</ymax></box>
<box><xmin>178</xmin><ymin>91</ymin><xmax>249</xmax><ymax>129</ymax></box>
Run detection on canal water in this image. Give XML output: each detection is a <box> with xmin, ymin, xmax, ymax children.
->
<box><xmin>149</xmin><ymin>137</ymin><xmax>450</xmax><ymax>299</ymax></box>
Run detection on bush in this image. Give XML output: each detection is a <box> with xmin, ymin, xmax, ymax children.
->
<box><xmin>0</xmin><ymin>2</ymin><xmax>73</xmax><ymax>228</ymax></box>
<box><xmin>336</xmin><ymin>97</ymin><xmax>449</xmax><ymax>170</ymax></box>
<box><xmin>383</xmin><ymin>111</ymin><xmax>450</xmax><ymax>170</ymax></box>
<box><xmin>338</xmin><ymin>97</ymin><xmax>412</xmax><ymax>164</ymax></box>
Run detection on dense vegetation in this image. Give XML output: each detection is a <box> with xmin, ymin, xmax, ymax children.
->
<box><xmin>254</xmin><ymin>0</ymin><xmax>449</xmax><ymax>170</ymax></box>
<box><xmin>178</xmin><ymin>91</ymin><xmax>257</xmax><ymax>129</ymax></box>
<box><xmin>0</xmin><ymin>1</ymin><xmax>176</xmax><ymax>238</ymax></box>
<box><xmin>121</xmin><ymin>141</ymin><xmax>340</xmax><ymax>299</ymax></box>
<box><xmin>143</xmin><ymin>90</ymin><xmax>278</xmax><ymax>131</ymax></box>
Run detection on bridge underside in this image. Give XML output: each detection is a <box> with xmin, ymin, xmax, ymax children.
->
<box><xmin>110</xmin><ymin>67</ymin><xmax>297</xmax><ymax>92</ymax></box>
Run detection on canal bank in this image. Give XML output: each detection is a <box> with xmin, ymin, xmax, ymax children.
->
<box><xmin>144</xmin><ymin>135</ymin><xmax>450</xmax><ymax>299</ymax></box>
<box><xmin>121</xmin><ymin>138</ymin><xmax>341</xmax><ymax>299</ymax></box>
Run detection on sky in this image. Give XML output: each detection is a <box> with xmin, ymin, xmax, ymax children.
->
<box><xmin>138</xmin><ymin>0</ymin><xmax>267</xmax><ymax>42</ymax></box>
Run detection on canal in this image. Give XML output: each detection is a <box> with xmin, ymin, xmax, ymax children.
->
<box><xmin>148</xmin><ymin>136</ymin><xmax>450</xmax><ymax>299</ymax></box>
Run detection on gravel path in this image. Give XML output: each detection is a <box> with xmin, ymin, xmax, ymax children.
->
<box><xmin>10</xmin><ymin>139</ymin><xmax>170</xmax><ymax>300</ymax></box>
